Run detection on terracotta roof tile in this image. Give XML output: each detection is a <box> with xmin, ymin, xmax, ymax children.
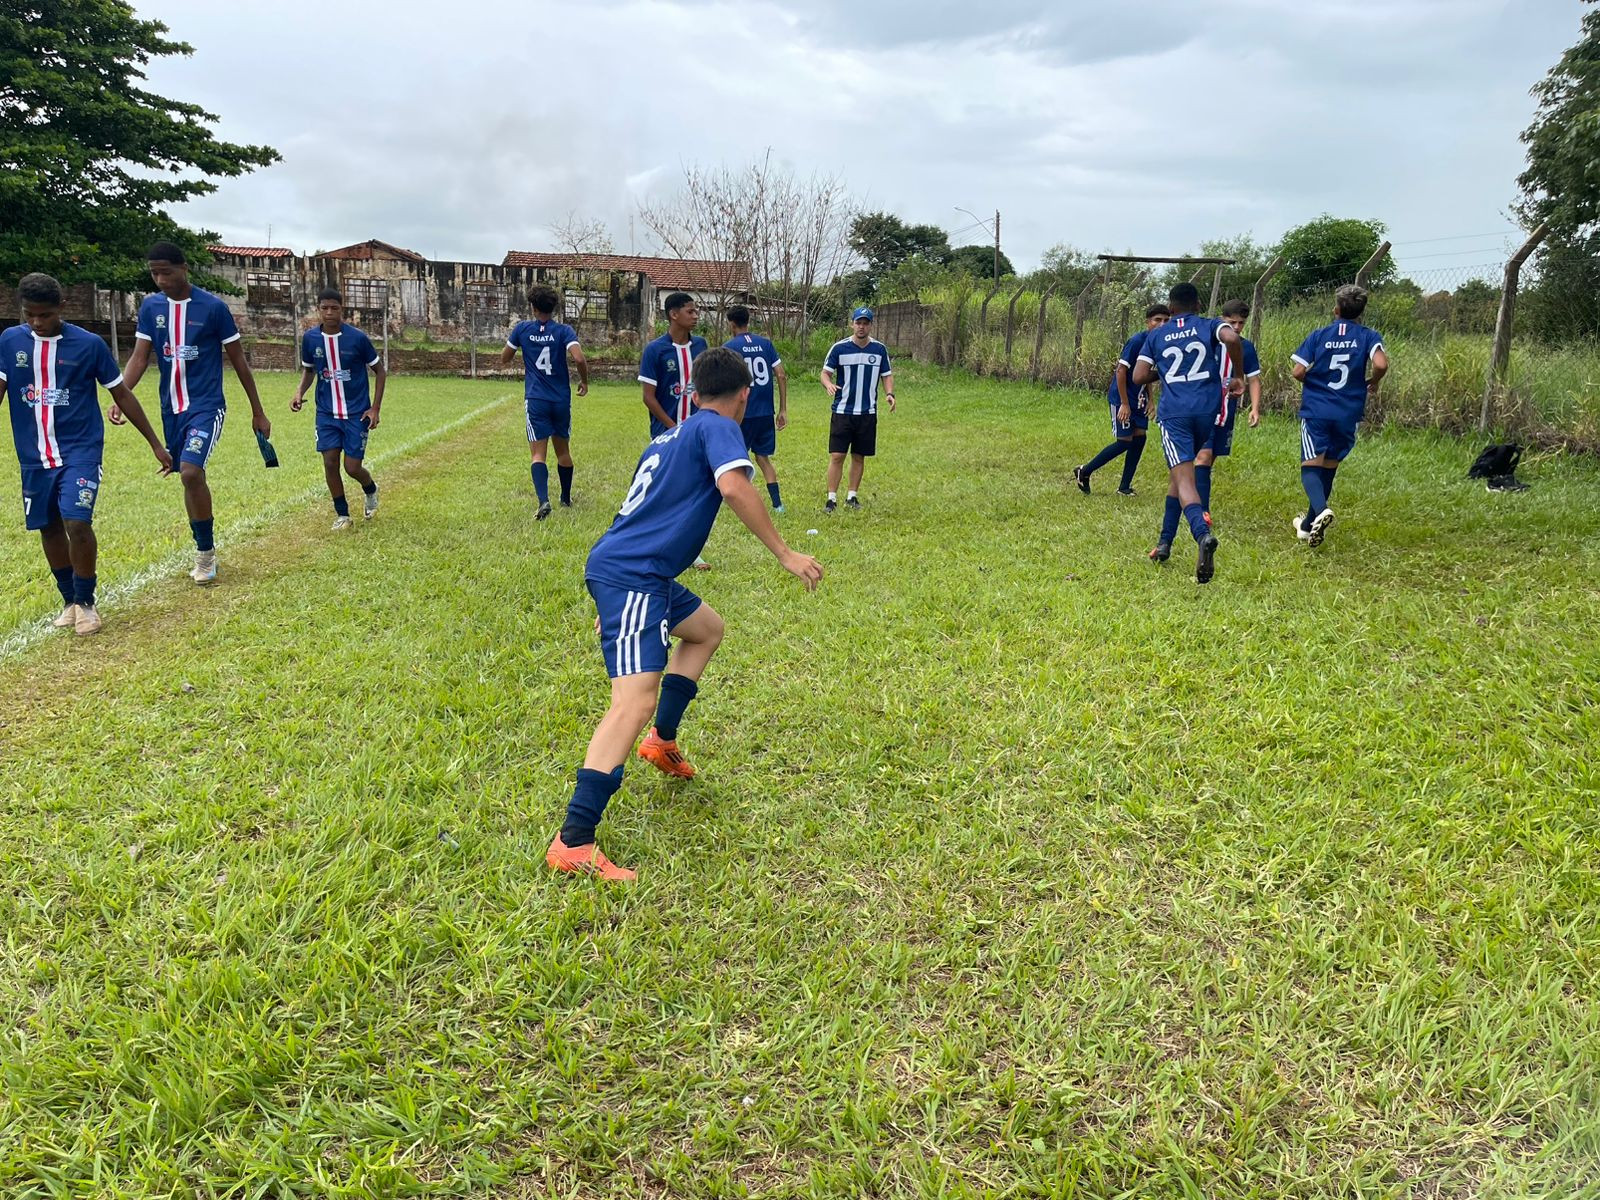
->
<box><xmin>207</xmin><ymin>245</ymin><xmax>293</xmax><ymax>258</ymax></box>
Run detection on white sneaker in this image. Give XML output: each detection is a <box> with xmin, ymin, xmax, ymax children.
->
<box><xmin>1292</xmin><ymin>515</ymin><xmax>1311</xmax><ymax>541</ymax></box>
<box><xmin>191</xmin><ymin>551</ymin><xmax>217</xmax><ymax>585</ymax></box>
<box><xmin>74</xmin><ymin>605</ymin><xmax>102</xmax><ymax>636</ymax></box>
<box><xmin>53</xmin><ymin>603</ymin><xmax>79</xmax><ymax>629</ymax></box>
<box><xmin>692</xmin><ymin>555</ymin><xmax>711</xmax><ymax>571</ymax></box>
<box><xmin>332</xmin><ymin>515</ymin><xmax>354</xmax><ymax>531</ymax></box>
<box><xmin>364</xmin><ymin>489</ymin><xmax>379</xmax><ymax>520</ymax></box>
<box><xmin>1306</xmin><ymin>507</ymin><xmax>1335</xmax><ymax>548</ymax></box>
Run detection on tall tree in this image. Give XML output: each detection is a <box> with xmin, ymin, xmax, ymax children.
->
<box><xmin>847</xmin><ymin>212</ymin><xmax>951</xmax><ymax>294</ymax></box>
<box><xmin>1517</xmin><ymin>0</ymin><xmax>1600</xmax><ymax>234</ymax></box>
<box><xmin>948</xmin><ymin>243</ymin><xmax>1014</xmax><ymax>280</ymax></box>
<box><xmin>0</xmin><ymin>1</ymin><xmax>280</xmax><ymax>289</ymax></box>
<box><xmin>1272</xmin><ymin>215</ymin><xmax>1393</xmax><ymax>300</ymax></box>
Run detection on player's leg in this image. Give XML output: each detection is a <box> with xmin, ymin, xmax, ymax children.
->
<box><xmin>30</xmin><ymin>474</ymin><xmax>77</xmax><ymax>624</ymax></box>
<box><xmin>825</xmin><ymin>452</ymin><xmax>845</xmax><ymax>510</ymax></box>
<box><xmin>176</xmin><ymin>411</ymin><xmax>223</xmax><ymax>581</ymax></box>
<box><xmin>529</xmin><ymin>430</ymin><xmax>552</xmax><ymax>518</ymax></box>
<box><xmin>1078</xmin><ymin>403</ymin><xmax>1133</xmax><ymax>492</ymax></box>
<box><xmin>1163</xmin><ymin>417</ymin><xmax>1217</xmax><ymax>582</ymax></box>
<box><xmin>743</xmin><ymin>415</ymin><xmax>782</xmax><ymax>511</ymax></box>
<box><xmin>638</xmin><ymin>594</ymin><xmax>722</xmax><ymax>779</ymax></box>
<box><xmin>320</xmin><ymin>446</ymin><xmax>351</xmax><ymax>529</ymax></box>
<box><xmin>826</xmin><ymin>414</ymin><xmax>851</xmax><ymax>510</ymax></box>
<box><xmin>1297</xmin><ymin>419</ymin><xmax>1335</xmax><ymax>545</ymax></box>
<box><xmin>1118</xmin><ymin>431</ymin><xmax>1147</xmax><ymax>495</ymax></box>
<box><xmin>553</xmin><ymin>433</ymin><xmax>574</xmax><ymax>508</ymax></box>
<box><xmin>846</xmin><ymin>453</ymin><xmax>865</xmax><ymax>506</ymax></box>
<box><xmin>754</xmin><ymin>453</ymin><xmax>783</xmax><ymax>511</ymax></box>
<box><xmin>845</xmin><ymin>416</ymin><xmax>874</xmax><ymax>508</ymax></box>
<box><xmin>1194</xmin><ymin>445</ymin><xmax>1215</xmax><ymax>514</ymax></box>
<box><xmin>62</xmin><ymin>519</ymin><xmax>100</xmax><ymax>634</ymax></box>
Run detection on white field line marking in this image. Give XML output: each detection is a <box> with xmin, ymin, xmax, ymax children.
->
<box><xmin>0</xmin><ymin>394</ymin><xmax>515</xmax><ymax>663</ymax></box>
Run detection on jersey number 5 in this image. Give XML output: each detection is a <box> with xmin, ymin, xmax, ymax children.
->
<box><xmin>1161</xmin><ymin>342</ymin><xmax>1211</xmax><ymax>384</ymax></box>
<box><xmin>619</xmin><ymin>453</ymin><xmax>661</xmax><ymax>516</ymax></box>
<box><xmin>1327</xmin><ymin>353</ymin><xmax>1351</xmax><ymax>390</ymax></box>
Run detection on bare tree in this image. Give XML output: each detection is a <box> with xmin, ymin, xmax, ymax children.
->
<box><xmin>547</xmin><ymin>211</ymin><xmax>615</xmax><ymax>256</ymax></box>
<box><xmin>637</xmin><ymin>157</ymin><xmax>857</xmax><ymax>346</ymax></box>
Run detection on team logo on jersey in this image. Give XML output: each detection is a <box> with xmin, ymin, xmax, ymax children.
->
<box><xmin>21</xmin><ymin>385</ymin><xmax>68</xmax><ymax>406</ymax></box>
<box><xmin>320</xmin><ymin>368</ymin><xmax>352</xmax><ymax>382</ymax></box>
<box><xmin>186</xmin><ymin>430</ymin><xmax>209</xmax><ymax>454</ymax></box>
<box><xmin>14</xmin><ymin>351</ymin><xmax>26</xmax><ymax>367</ymax></box>
<box><xmin>313</xmin><ymin>346</ymin><xmax>325</xmax><ymax>359</ymax></box>
<box><xmin>75</xmin><ymin>476</ymin><xmax>98</xmax><ymax>490</ymax></box>
<box><xmin>867</xmin><ymin>355</ymin><xmax>879</xmax><ymax>365</ymax></box>
<box><xmin>155</xmin><ymin>314</ymin><xmax>166</xmax><ymax>328</ymax></box>
<box><xmin>162</xmin><ymin>343</ymin><xmax>199</xmax><ymax>361</ymax></box>
<box><xmin>78</xmin><ymin>487</ymin><xmax>97</xmax><ymax>509</ymax></box>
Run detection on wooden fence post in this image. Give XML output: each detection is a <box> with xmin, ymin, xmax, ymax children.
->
<box><xmin>1030</xmin><ymin>282</ymin><xmax>1061</xmax><ymax>383</ymax></box>
<box><xmin>1355</xmin><ymin>241</ymin><xmax>1392</xmax><ymax>288</ymax></box>
<box><xmin>1207</xmin><ymin>262</ymin><xmax>1224</xmax><ymax>313</ymax></box>
<box><xmin>978</xmin><ymin>283</ymin><xmax>1000</xmax><ymax>332</ymax></box>
<box><xmin>1480</xmin><ymin>223</ymin><xmax>1549</xmax><ymax>432</ymax></box>
<box><xmin>1249</xmin><ymin>255</ymin><xmax>1284</xmax><ymax>346</ymax></box>
<box><xmin>1070</xmin><ymin>276</ymin><xmax>1099</xmax><ymax>373</ymax></box>
<box><xmin>1003</xmin><ymin>283</ymin><xmax>1028</xmax><ymax>373</ymax></box>
<box><xmin>1118</xmin><ymin>269</ymin><xmax>1148</xmax><ymax>345</ymax></box>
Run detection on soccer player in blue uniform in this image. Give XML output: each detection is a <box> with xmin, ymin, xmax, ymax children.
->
<box><xmin>821</xmin><ymin>307</ymin><xmax>896</xmax><ymax>512</ymax></box>
<box><xmin>724</xmin><ymin>305</ymin><xmax>788</xmax><ymax>512</ymax></box>
<box><xmin>1133</xmin><ymin>283</ymin><xmax>1243</xmax><ymax>584</ymax></box>
<box><xmin>291</xmin><ymin>288</ymin><xmax>386</xmax><ymax>530</ymax></box>
<box><xmin>1192</xmin><ymin>298</ymin><xmax>1263</xmax><ymax>517</ymax></box>
<box><xmin>1074</xmin><ymin>303</ymin><xmax>1169</xmax><ymax>495</ymax></box>
<box><xmin>1291</xmin><ymin>284</ymin><xmax>1388</xmax><ymax>547</ymax></box>
<box><xmin>1</xmin><ymin>273</ymin><xmax>172</xmax><ymax>635</ymax></box>
<box><xmin>500</xmin><ymin>286</ymin><xmax>587</xmax><ymax>520</ymax></box>
<box><xmin>117</xmin><ymin>242</ymin><xmax>272</xmax><ymax>585</ymax></box>
<box><xmin>638</xmin><ymin>291</ymin><xmax>706</xmax><ymax>438</ymax></box>
<box><xmin>547</xmin><ymin>348</ymin><xmax>823</xmax><ymax>881</ymax></box>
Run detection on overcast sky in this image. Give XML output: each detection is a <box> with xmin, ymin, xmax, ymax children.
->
<box><xmin>145</xmin><ymin>0</ymin><xmax>1580</xmax><ymax>283</ymax></box>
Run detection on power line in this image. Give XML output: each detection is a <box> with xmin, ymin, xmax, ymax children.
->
<box><xmin>1390</xmin><ymin>230</ymin><xmax>1518</xmax><ymax>246</ymax></box>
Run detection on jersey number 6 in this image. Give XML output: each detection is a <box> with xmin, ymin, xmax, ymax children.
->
<box><xmin>619</xmin><ymin>453</ymin><xmax>661</xmax><ymax>516</ymax></box>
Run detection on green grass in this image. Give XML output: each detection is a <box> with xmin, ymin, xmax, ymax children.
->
<box><xmin>1</xmin><ymin>368</ymin><xmax>1598</xmax><ymax>1198</ymax></box>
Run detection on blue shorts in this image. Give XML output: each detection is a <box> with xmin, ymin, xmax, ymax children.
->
<box><xmin>1157</xmin><ymin>411</ymin><xmax>1216</xmax><ymax>468</ymax></box>
<box><xmin>1202</xmin><ymin>420</ymin><xmax>1235</xmax><ymax>458</ymax></box>
<box><xmin>526</xmin><ymin>398</ymin><xmax>572</xmax><ymax>442</ymax></box>
<box><xmin>741</xmin><ymin>414</ymin><xmax>777</xmax><ymax>456</ymax></box>
<box><xmin>316</xmin><ymin>413</ymin><xmax>371</xmax><ymax>458</ymax></box>
<box><xmin>163</xmin><ymin>407</ymin><xmax>225</xmax><ymax>470</ymax></box>
<box><xmin>587</xmin><ymin>577</ymin><xmax>703</xmax><ymax>678</ymax></box>
<box><xmin>20</xmin><ymin>464</ymin><xmax>101</xmax><ymax>530</ymax></box>
<box><xmin>1110</xmin><ymin>396</ymin><xmax>1150</xmax><ymax>439</ymax></box>
<box><xmin>1301</xmin><ymin>417</ymin><xmax>1358</xmax><ymax>462</ymax></box>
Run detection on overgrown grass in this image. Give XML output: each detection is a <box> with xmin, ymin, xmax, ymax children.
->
<box><xmin>1</xmin><ymin>367</ymin><xmax>1598</xmax><ymax>1197</ymax></box>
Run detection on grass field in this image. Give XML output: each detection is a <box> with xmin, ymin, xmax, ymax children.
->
<box><xmin>1</xmin><ymin>369</ymin><xmax>1598</xmax><ymax>1198</ymax></box>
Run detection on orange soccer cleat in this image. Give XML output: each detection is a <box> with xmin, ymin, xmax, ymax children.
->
<box><xmin>546</xmin><ymin>832</ymin><xmax>636</xmax><ymax>882</ymax></box>
<box><xmin>637</xmin><ymin>727</ymin><xmax>696</xmax><ymax>778</ymax></box>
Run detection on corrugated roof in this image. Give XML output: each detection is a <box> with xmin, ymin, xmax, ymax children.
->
<box><xmin>500</xmin><ymin>252</ymin><xmax>750</xmax><ymax>291</ymax></box>
<box><xmin>207</xmin><ymin>245</ymin><xmax>293</xmax><ymax>258</ymax></box>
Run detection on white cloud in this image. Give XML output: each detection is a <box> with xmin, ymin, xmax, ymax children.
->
<box><xmin>142</xmin><ymin>0</ymin><xmax>1581</xmax><ymax>276</ymax></box>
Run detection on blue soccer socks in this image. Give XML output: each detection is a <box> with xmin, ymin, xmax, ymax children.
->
<box><xmin>1161</xmin><ymin>495</ymin><xmax>1182</xmax><ymax>544</ymax></box>
<box><xmin>767</xmin><ymin>481</ymin><xmax>782</xmax><ymax>509</ymax></box>
<box><xmin>1119</xmin><ymin>439</ymin><xmax>1146</xmax><ymax>491</ymax></box>
<box><xmin>654</xmin><ymin>673</ymin><xmax>699</xmax><ymax>742</ymax></box>
<box><xmin>532</xmin><ymin>462</ymin><xmax>550</xmax><ymax>504</ymax></box>
<box><xmin>1183</xmin><ymin>502</ymin><xmax>1210</xmax><ymax>543</ymax></box>
<box><xmin>561</xmin><ymin>765</ymin><xmax>625</xmax><ymax>848</ymax></box>
<box><xmin>190</xmin><ymin>518</ymin><xmax>215</xmax><ymax>553</ymax></box>
<box><xmin>1302</xmin><ymin>465</ymin><xmax>1329</xmax><ymax>517</ymax></box>
<box><xmin>1319</xmin><ymin>465</ymin><xmax>1337</xmax><ymax>504</ymax></box>
<box><xmin>558</xmin><ymin>464</ymin><xmax>573</xmax><ymax>504</ymax></box>
<box><xmin>1195</xmin><ymin>464</ymin><xmax>1213</xmax><ymax>512</ymax></box>
<box><xmin>332</xmin><ymin>494</ymin><xmax>350</xmax><ymax>518</ymax></box>
<box><xmin>72</xmin><ymin>573</ymin><xmax>96</xmax><ymax>608</ymax></box>
<box><xmin>51</xmin><ymin>565</ymin><xmax>73</xmax><ymax>607</ymax></box>
<box><xmin>1083</xmin><ymin>441</ymin><xmax>1129</xmax><ymax>477</ymax></box>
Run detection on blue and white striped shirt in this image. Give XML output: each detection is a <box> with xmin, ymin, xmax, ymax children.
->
<box><xmin>824</xmin><ymin>338</ymin><xmax>892</xmax><ymax>416</ymax></box>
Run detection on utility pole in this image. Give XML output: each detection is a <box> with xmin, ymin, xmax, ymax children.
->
<box><xmin>993</xmin><ymin>210</ymin><xmax>1001</xmax><ymax>285</ymax></box>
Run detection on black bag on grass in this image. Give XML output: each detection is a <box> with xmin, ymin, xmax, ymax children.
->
<box><xmin>1467</xmin><ymin>443</ymin><xmax>1527</xmax><ymax>492</ymax></box>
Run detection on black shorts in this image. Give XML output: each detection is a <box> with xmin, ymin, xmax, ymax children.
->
<box><xmin>828</xmin><ymin>411</ymin><xmax>878</xmax><ymax>456</ymax></box>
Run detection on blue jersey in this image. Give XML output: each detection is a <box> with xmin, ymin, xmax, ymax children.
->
<box><xmin>586</xmin><ymin>409</ymin><xmax>753</xmax><ymax>588</ymax></box>
<box><xmin>0</xmin><ymin>323</ymin><xmax>119</xmax><ymax>469</ymax></box>
<box><xmin>299</xmin><ymin>323</ymin><xmax>380</xmax><ymax>418</ymax></box>
<box><xmin>723</xmin><ymin>332</ymin><xmax>781</xmax><ymax>418</ymax></box>
<box><xmin>1108</xmin><ymin>330</ymin><xmax>1152</xmax><ymax>406</ymax></box>
<box><xmin>1217</xmin><ymin>335</ymin><xmax>1261</xmax><ymax>428</ymax></box>
<box><xmin>824</xmin><ymin>338</ymin><xmax>892</xmax><ymax>415</ymax></box>
<box><xmin>1293</xmin><ymin>320</ymin><xmax>1385</xmax><ymax>423</ymax></box>
<box><xmin>507</xmin><ymin>318</ymin><xmax>579</xmax><ymax>404</ymax></box>
<box><xmin>1137</xmin><ymin>315</ymin><xmax>1228</xmax><ymax>418</ymax></box>
<box><xmin>638</xmin><ymin>334</ymin><xmax>708</xmax><ymax>434</ymax></box>
<box><xmin>134</xmin><ymin>286</ymin><xmax>240</xmax><ymax>416</ymax></box>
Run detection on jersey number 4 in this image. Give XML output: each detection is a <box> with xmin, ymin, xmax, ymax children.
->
<box><xmin>535</xmin><ymin>346</ymin><xmax>554</xmax><ymax>375</ymax></box>
<box><xmin>619</xmin><ymin>453</ymin><xmax>661</xmax><ymax>516</ymax></box>
<box><xmin>1161</xmin><ymin>342</ymin><xmax>1212</xmax><ymax>384</ymax></box>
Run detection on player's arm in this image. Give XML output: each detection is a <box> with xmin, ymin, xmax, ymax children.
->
<box><xmin>1290</xmin><ymin>332</ymin><xmax>1315</xmax><ymax>384</ymax></box>
<box><xmin>717</xmin><ymin>467</ymin><xmax>823</xmax><ymax>590</ymax></box>
<box><xmin>1132</xmin><ymin>356</ymin><xmax>1156</xmax><ymax>388</ymax></box>
<box><xmin>640</xmin><ymin>380</ymin><xmax>673</xmax><ymax>429</ymax></box>
<box><xmin>291</xmin><ymin>366</ymin><xmax>315</xmax><ymax>410</ymax></box>
<box><xmin>498</xmin><ymin>338</ymin><xmax>518</xmax><ymax>369</ymax></box>
<box><xmin>570</xmin><ymin>342</ymin><xmax>589</xmax><ymax>397</ymax></box>
<box><xmin>1114</xmin><ymin>362</ymin><xmax>1133</xmax><ymax>422</ymax></box>
<box><xmin>1248</xmin><ymin>374</ymin><xmax>1263</xmax><ymax>426</ymax></box>
<box><xmin>107</xmin><ymin>382</ymin><xmax>173</xmax><ymax>474</ymax></box>
<box><xmin>366</xmin><ymin>357</ymin><xmax>386</xmax><ymax>428</ymax></box>
<box><xmin>110</xmin><ymin>337</ymin><xmax>153</xmax><ymax>423</ymax></box>
<box><xmin>775</xmin><ymin>360</ymin><xmax>789</xmax><ymax>429</ymax></box>
<box><xmin>223</xmin><ymin>339</ymin><xmax>271</xmax><ymax>437</ymax></box>
<box><xmin>880</xmin><ymin>369</ymin><xmax>896</xmax><ymax>412</ymax></box>
<box><xmin>1217</xmin><ymin>325</ymin><xmax>1245</xmax><ymax>395</ymax></box>
<box><xmin>1368</xmin><ymin>346</ymin><xmax>1389</xmax><ymax>395</ymax></box>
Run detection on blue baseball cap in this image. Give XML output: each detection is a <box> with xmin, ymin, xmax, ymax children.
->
<box><xmin>851</xmin><ymin>306</ymin><xmax>874</xmax><ymax>321</ymax></box>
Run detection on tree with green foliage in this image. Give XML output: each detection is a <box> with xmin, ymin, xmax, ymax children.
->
<box><xmin>1272</xmin><ymin>215</ymin><xmax>1394</xmax><ymax>300</ymax></box>
<box><xmin>1517</xmin><ymin>0</ymin><xmax>1600</xmax><ymax>234</ymax></box>
<box><xmin>847</xmin><ymin>212</ymin><xmax>951</xmax><ymax>296</ymax></box>
<box><xmin>947</xmin><ymin>243</ymin><xmax>1014</xmax><ymax>281</ymax></box>
<box><xmin>0</xmin><ymin>1</ymin><xmax>280</xmax><ymax>290</ymax></box>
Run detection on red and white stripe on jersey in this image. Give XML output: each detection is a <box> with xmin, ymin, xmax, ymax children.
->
<box><xmin>673</xmin><ymin>343</ymin><xmax>693</xmax><ymax>422</ymax></box>
<box><xmin>1217</xmin><ymin>340</ymin><xmax>1234</xmax><ymax>426</ymax></box>
<box><xmin>169</xmin><ymin>298</ymin><xmax>190</xmax><ymax>414</ymax></box>
<box><xmin>32</xmin><ymin>335</ymin><xmax>62</xmax><ymax>468</ymax></box>
<box><xmin>324</xmin><ymin>332</ymin><xmax>347</xmax><ymax>418</ymax></box>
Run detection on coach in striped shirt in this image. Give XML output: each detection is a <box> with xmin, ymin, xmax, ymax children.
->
<box><xmin>820</xmin><ymin>307</ymin><xmax>896</xmax><ymax>513</ymax></box>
